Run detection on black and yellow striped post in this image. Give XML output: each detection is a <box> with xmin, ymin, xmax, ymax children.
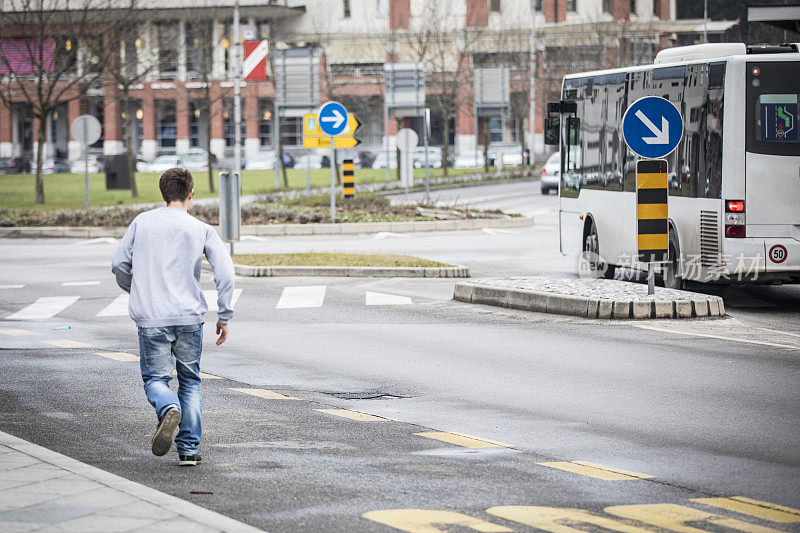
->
<box><xmin>636</xmin><ymin>159</ymin><xmax>668</xmax><ymax>294</ymax></box>
<box><xmin>342</xmin><ymin>158</ymin><xmax>355</xmax><ymax>205</ymax></box>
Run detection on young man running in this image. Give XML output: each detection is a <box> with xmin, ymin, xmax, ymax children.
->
<box><xmin>112</xmin><ymin>168</ymin><xmax>235</xmax><ymax>466</ymax></box>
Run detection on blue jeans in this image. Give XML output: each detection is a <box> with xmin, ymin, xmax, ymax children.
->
<box><xmin>138</xmin><ymin>324</ymin><xmax>203</xmax><ymax>455</ymax></box>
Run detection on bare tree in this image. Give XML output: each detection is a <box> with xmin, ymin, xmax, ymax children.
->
<box><xmin>0</xmin><ymin>0</ymin><xmax>111</xmax><ymax>204</ymax></box>
<box><xmin>94</xmin><ymin>1</ymin><xmax>160</xmax><ymax>198</ymax></box>
<box><xmin>408</xmin><ymin>0</ymin><xmax>485</xmax><ymax>177</ymax></box>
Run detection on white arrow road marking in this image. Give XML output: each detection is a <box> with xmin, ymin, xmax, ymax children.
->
<box><xmin>0</xmin><ymin>285</ymin><xmax>25</xmax><ymax>289</ymax></box>
<box><xmin>321</xmin><ymin>109</ymin><xmax>345</xmax><ymax>129</ymax></box>
<box><xmin>239</xmin><ymin>235</ymin><xmax>265</xmax><ymax>241</ymax></box>
<box><xmin>365</xmin><ymin>291</ymin><xmax>412</xmax><ymax>306</ymax></box>
<box><xmin>481</xmin><ymin>228</ymin><xmax>520</xmax><ymax>235</ymax></box>
<box><xmin>372</xmin><ymin>232</ymin><xmax>410</xmax><ymax>240</ymax></box>
<box><xmin>7</xmin><ymin>296</ymin><xmax>80</xmax><ymax>320</ymax></box>
<box><xmin>96</xmin><ymin>294</ymin><xmax>129</xmax><ymax>317</ymax></box>
<box><xmin>276</xmin><ymin>286</ymin><xmax>326</xmax><ymax>308</ymax></box>
<box><xmin>635</xmin><ymin>110</ymin><xmax>670</xmax><ymax>145</ymax></box>
<box><xmin>204</xmin><ymin>289</ymin><xmax>242</xmax><ymax>313</ymax></box>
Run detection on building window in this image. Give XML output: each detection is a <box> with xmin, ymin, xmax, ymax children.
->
<box><xmin>343</xmin><ymin>0</ymin><xmax>351</xmax><ymax>18</ymax></box>
<box><xmin>534</xmin><ymin>0</ymin><xmax>542</xmax><ymax>11</ymax></box>
<box><xmin>259</xmin><ymin>99</ymin><xmax>272</xmax><ymax>148</ymax></box>
<box><xmin>377</xmin><ymin>0</ymin><xmax>388</xmax><ymax>17</ymax></box>
<box><xmin>156</xmin><ymin>22</ymin><xmax>179</xmax><ymax>79</ymax></box>
<box><xmin>566</xmin><ymin>0</ymin><xmax>576</xmax><ymax>12</ymax></box>
<box><xmin>490</xmin><ymin>0</ymin><xmax>501</xmax><ymax>12</ymax></box>
<box><xmin>489</xmin><ymin>117</ymin><xmax>504</xmax><ymax>143</ymax></box>
<box><xmin>631</xmin><ymin>0</ymin><xmax>637</xmax><ymax>15</ymax></box>
<box><xmin>185</xmin><ymin>21</ymin><xmax>212</xmax><ymax>79</ymax></box>
<box><xmin>223</xmin><ymin>99</ymin><xmax>245</xmax><ymax>149</ymax></box>
<box><xmin>156</xmin><ymin>100</ymin><xmax>176</xmax><ymax>150</ymax></box>
<box><xmin>653</xmin><ymin>0</ymin><xmax>661</xmax><ymax>18</ymax></box>
<box><xmin>280</xmin><ymin>117</ymin><xmax>301</xmax><ymax>148</ymax></box>
<box><xmin>603</xmin><ymin>0</ymin><xmax>611</xmax><ymax>13</ymax></box>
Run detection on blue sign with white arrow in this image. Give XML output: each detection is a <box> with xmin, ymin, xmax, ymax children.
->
<box><xmin>621</xmin><ymin>96</ymin><xmax>683</xmax><ymax>159</ymax></box>
<box><xmin>317</xmin><ymin>101</ymin><xmax>349</xmax><ymax>137</ymax></box>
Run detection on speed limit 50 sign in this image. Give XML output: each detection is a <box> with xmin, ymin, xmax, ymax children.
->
<box><xmin>769</xmin><ymin>244</ymin><xmax>788</xmax><ymax>264</ymax></box>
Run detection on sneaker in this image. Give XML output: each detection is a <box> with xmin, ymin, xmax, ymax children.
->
<box><xmin>179</xmin><ymin>454</ymin><xmax>202</xmax><ymax>466</ymax></box>
<box><xmin>151</xmin><ymin>407</ymin><xmax>181</xmax><ymax>457</ymax></box>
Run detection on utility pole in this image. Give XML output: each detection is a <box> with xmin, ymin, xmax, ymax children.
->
<box><xmin>703</xmin><ymin>0</ymin><xmax>708</xmax><ymax>43</ymax></box>
<box><xmin>233</xmin><ymin>0</ymin><xmax>242</xmax><ymax>187</ymax></box>
<box><xmin>529</xmin><ymin>0</ymin><xmax>537</xmax><ymax>165</ymax></box>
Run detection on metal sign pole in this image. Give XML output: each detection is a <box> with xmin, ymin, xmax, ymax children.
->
<box><xmin>648</xmin><ymin>264</ymin><xmax>655</xmax><ymax>295</ymax></box>
<box><xmin>384</xmin><ymin>104</ymin><xmax>390</xmax><ymax>183</ymax></box>
<box><xmin>330</xmin><ymin>137</ymin><xmax>336</xmax><ymax>222</ymax></box>
<box><xmin>83</xmin><ymin>120</ymin><xmax>89</xmax><ymax>210</ymax></box>
<box><xmin>233</xmin><ymin>0</ymin><xmax>242</xmax><ymax>185</ymax></box>
<box><xmin>274</xmin><ymin>102</ymin><xmax>281</xmax><ymax>189</ymax></box>
<box><xmin>424</xmin><ymin>108</ymin><xmax>430</xmax><ymax>205</ymax></box>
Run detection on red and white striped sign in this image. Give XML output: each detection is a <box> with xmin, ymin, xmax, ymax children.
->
<box><xmin>243</xmin><ymin>40</ymin><xmax>269</xmax><ymax>81</ymax></box>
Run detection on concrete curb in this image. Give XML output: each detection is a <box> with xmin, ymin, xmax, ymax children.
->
<box><xmin>0</xmin><ymin>216</ymin><xmax>531</xmax><ymax>239</ymax></box>
<box><xmin>453</xmin><ymin>282</ymin><xmax>725</xmax><ymax>319</ymax></box>
<box><xmin>204</xmin><ymin>261</ymin><xmax>470</xmax><ymax>278</ymax></box>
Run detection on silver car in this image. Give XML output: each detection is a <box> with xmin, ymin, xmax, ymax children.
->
<box><xmin>540</xmin><ymin>152</ymin><xmax>560</xmax><ymax>194</ymax></box>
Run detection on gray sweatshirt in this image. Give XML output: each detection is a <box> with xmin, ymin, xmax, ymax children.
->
<box><xmin>111</xmin><ymin>206</ymin><xmax>235</xmax><ymax>328</ymax></box>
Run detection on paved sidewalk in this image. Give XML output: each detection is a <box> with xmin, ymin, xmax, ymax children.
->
<box><xmin>0</xmin><ymin>431</ymin><xmax>263</xmax><ymax>533</ymax></box>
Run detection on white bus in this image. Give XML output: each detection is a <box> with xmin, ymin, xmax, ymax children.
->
<box><xmin>546</xmin><ymin>42</ymin><xmax>800</xmax><ymax>288</ymax></box>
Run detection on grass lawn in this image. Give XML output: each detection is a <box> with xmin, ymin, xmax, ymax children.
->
<box><xmin>231</xmin><ymin>253</ymin><xmax>452</xmax><ymax>268</ymax></box>
<box><xmin>0</xmin><ymin>167</ymin><xmax>484</xmax><ymax>211</ymax></box>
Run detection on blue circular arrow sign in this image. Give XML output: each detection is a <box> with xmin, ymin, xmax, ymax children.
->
<box><xmin>317</xmin><ymin>101</ymin><xmax>348</xmax><ymax>137</ymax></box>
<box><xmin>621</xmin><ymin>96</ymin><xmax>683</xmax><ymax>159</ymax></box>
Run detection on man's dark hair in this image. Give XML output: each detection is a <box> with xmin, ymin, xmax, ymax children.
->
<box><xmin>159</xmin><ymin>168</ymin><xmax>194</xmax><ymax>203</ymax></box>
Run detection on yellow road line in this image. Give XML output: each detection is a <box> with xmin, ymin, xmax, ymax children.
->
<box><xmin>692</xmin><ymin>497</ymin><xmax>800</xmax><ymax>523</ymax></box>
<box><xmin>40</xmin><ymin>339</ymin><xmax>91</xmax><ymax>348</ymax></box>
<box><xmin>95</xmin><ymin>352</ymin><xmax>139</xmax><ymax>362</ymax></box>
<box><xmin>606</xmin><ymin>503</ymin><xmax>784</xmax><ymax>533</ymax></box>
<box><xmin>538</xmin><ymin>461</ymin><xmax>653</xmax><ymax>480</ymax></box>
<box><xmin>315</xmin><ymin>409</ymin><xmax>391</xmax><ymax>422</ymax></box>
<box><xmin>230</xmin><ymin>388</ymin><xmax>301</xmax><ymax>400</ymax></box>
<box><xmin>0</xmin><ymin>329</ymin><xmax>37</xmax><ymax>336</ymax></box>
<box><xmin>172</xmin><ymin>369</ymin><xmax>221</xmax><ymax>379</ymax></box>
<box><xmin>413</xmin><ymin>431</ymin><xmax>511</xmax><ymax>448</ymax></box>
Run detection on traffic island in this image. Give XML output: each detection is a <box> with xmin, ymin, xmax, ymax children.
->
<box><xmin>453</xmin><ymin>277</ymin><xmax>724</xmax><ymax>319</ymax></box>
<box><xmin>204</xmin><ymin>253</ymin><xmax>469</xmax><ymax>278</ymax></box>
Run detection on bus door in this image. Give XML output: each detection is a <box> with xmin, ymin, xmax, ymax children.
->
<box><xmin>745</xmin><ymin>61</ymin><xmax>800</xmax><ymax>233</ymax></box>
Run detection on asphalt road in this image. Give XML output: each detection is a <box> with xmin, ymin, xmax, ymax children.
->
<box><xmin>1</xmin><ymin>181</ymin><xmax>799</xmax><ymax>532</ymax></box>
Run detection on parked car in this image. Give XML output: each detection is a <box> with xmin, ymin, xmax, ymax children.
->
<box><xmin>453</xmin><ymin>150</ymin><xmax>485</xmax><ymax>169</ymax></box>
<box><xmin>245</xmin><ymin>151</ymin><xmax>276</xmax><ymax>170</ymax></box>
<box><xmin>335</xmin><ymin>149</ymin><xmax>375</xmax><ymax>169</ymax></box>
<box><xmin>70</xmin><ymin>155</ymin><xmax>101</xmax><ymax>174</ymax></box>
<box><xmin>371</xmin><ymin>151</ymin><xmax>397</xmax><ymax>169</ymax></box>
<box><xmin>31</xmin><ymin>158</ymin><xmax>70</xmax><ymax>174</ymax></box>
<box><xmin>540</xmin><ymin>152</ymin><xmax>560</xmax><ymax>194</ymax></box>
<box><xmin>179</xmin><ymin>152</ymin><xmax>210</xmax><ymax>172</ymax></box>
<box><xmin>488</xmin><ymin>146</ymin><xmax>525</xmax><ymax>167</ymax></box>
<box><xmin>282</xmin><ymin>151</ymin><xmax>295</xmax><ymax>168</ymax></box>
<box><xmin>412</xmin><ymin>147</ymin><xmax>443</xmax><ymax>168</ymax></box>
<box><xmin>294</xmin><ymin>154</ymin><xmax>328</xmax><ymax>169</ymax></box>
<box><xmin>0</xmin><ymin>156</ymin><xmax>30</xmax><ymax>174</ymax></box>
<box><xmin>143</xmin><ymin>155</ymin><xmax>182</xmax><ymax>173</ymax></box>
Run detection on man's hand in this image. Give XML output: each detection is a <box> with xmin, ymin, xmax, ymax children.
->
<box><xmin>215</xmin><ymin>322</ymin><xmax>229</xmax><ymax>346</ymax></box>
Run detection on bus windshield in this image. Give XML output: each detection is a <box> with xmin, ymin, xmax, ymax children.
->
<box><xmin>747</xmin><ymin>61</ymin><xmax>800</xmax><ymax>156</ymax></box>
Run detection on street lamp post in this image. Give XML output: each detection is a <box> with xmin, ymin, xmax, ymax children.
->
<box><xmin>529</xmin><ymin>0</ymin><xmax>537</xmax><ymax>165</ymax></box>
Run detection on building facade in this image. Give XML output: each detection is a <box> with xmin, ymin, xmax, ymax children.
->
<box><xmin>1</xmin><ymin>0</ymin><xmax>717</xmax><ymax>163</ymax></box>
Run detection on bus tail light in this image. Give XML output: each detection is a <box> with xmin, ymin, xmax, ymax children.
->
<box><xmin>725</xmin><ymin>199</ymin><xmax>745</xmax><ymax>238</ymax></box>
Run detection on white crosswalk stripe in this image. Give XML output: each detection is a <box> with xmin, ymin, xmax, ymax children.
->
<box><xmin>62</xmin><ymin>281</ymin><xmax>101</xmax><ymax>287</ymax></box>
<box><xmin>276</xmin><ymin>286</ymin><xmax>326</xmax><ymax>309</ymax></box>
<box><xmin>365</xmin><ymin>291</ymin><xmax>413</xmax><ymax>306</ymax></box>
<box><xmin>96</xmin><ymin>294</ymin><xmax>130</xmax><ymax>317</ymax></box>
<box><xmin>0</xmin><ymin>285</ymin><xmax>25</xmax><ymax>289</ymax></box>
<box><xmin>6</xmin><ymin>296</ymin><xmax>81</xmax><ymax>320</ymax></box>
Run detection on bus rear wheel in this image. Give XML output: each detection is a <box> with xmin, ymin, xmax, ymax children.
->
<box><xmin>663</xmin><ymin>229</ymin><xmax>683</xmax><ymax>290</ymax></box>
<box><xmin>583</xmin><ymin>221</ymin><xmax>616</xmax><ymax>279</ymax></box>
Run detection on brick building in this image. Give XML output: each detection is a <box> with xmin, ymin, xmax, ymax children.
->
<box><xmin>1</xmin><ymin>0</ymin><xmax>718</xmax><ymax>163</ymax></box>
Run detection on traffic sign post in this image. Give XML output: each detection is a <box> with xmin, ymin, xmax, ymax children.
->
<box><xmin>315</xmin><ymin>101</ymin><xmax>354</xmax><ymax>223</ymax></box>
<box><xmin>70</xmin><ymin>115</ymin><xmax>102</xmax><ymax>210</ymax></box>
<box><xmin>636</xmin><ymin>160</ymin><xmax>669</xmax><ymax>295</ymax></box>
<box><xmin>623</xmin><ymin>96</ymin><xmax>683</xmax><ymax>295</ymax></box>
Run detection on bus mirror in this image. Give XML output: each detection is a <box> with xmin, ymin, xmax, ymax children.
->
<box><xmin>567</xmin><ymin>116</ymin><xmax>580</xmax><ymax>146</ymax></box>
<box><xmin>544</xmin><ymin>115</ymin><xmax>560</xmax><ymax>145</ymax></box>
